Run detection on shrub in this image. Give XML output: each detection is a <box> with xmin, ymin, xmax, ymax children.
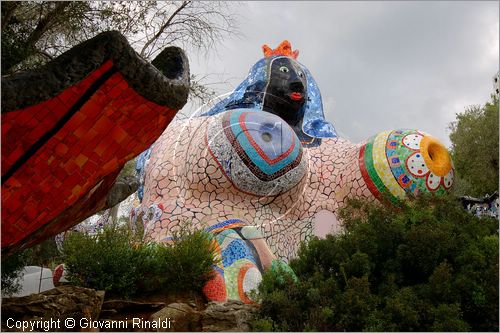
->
<box><xmin>138</xmin><ymin>229</ymin><xmax>218</xmax><ymax>294</ymax></box>
<box><xmin>62</xmin><ymin>226</ymin><xmax>143</xmax><ymax>298</ymax></box>
<box><xmin>251</xmin><ymin>317</ymin><xmax>275</xmax><ymax>332</ymax></box>
<box><xmin>25</xmin><ymin>237</ymin><xmax>62</xmax><ymax>269</ymax></box>
<box><xmin>62</xmin><ymin>225</ymin><xmax>217</xmax><ymax>298</ymax></box>
<box><xmin>252</xmin><ymin>195</ymin><xmax>498</xmax><ymax>331</ymax></box>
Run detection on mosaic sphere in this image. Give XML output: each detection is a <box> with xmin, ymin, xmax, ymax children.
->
<box><xmin>207</xmin><ymin>109</ymin><xmax>307</xmax><ymax>196</ymax></box>
<box><xmin>359</xmin><ymin>129</ymin><xmax>454</xmax><ymax>203</ymax></box>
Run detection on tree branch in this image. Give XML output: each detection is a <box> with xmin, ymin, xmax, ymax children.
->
<box><xmin>1</xmin><ymin>1</ymin><xmax>20</xmax><ymax>30</ymax></box>
<box><xmin>36</xmin><ymin>49</ymin><xmax>54</xmax><ymax>60</ymax></box>
<box><xmin>140</xmin><ymin>0</ymin><xmax>190</xmax><ymax>57</ymax></box>
<box><xmin>25</xmin><ymin>2</ymin><xmax>71</xmax><ymax>49</ymax></box>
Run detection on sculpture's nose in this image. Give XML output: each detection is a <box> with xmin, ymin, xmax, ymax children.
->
<box><xmin>289</xmin><ymin>80</ymin><xmax>304</xmax><ymax>93</ymax></box>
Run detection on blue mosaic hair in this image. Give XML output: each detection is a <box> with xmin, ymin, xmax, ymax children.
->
<box><xmin>201</xmin><ymin>56</ymin><xmax>337</xmax><ymax>139</ymax></box>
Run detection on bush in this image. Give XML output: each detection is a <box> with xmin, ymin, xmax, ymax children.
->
<box><xmin>138</xmin><ymin>229</ymin><xmax>219</xmax><ymax>294</ymax></box>
<box><xmin>62</xmin><ymin>225</ymin><xmax>217</xmax><ymax>298</ymax></box>
<box><xmin>25</xmin><ymin>237</ymin><xmax>62</xmax><ymax>269</ymax></box>
<box><xmin>252</xmin><ymin>195</ymin><xmax>498</xmax><ymax>331</ymax></box>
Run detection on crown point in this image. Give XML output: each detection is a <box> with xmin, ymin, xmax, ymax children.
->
<box><xmin>262</xmin><ymin>44</ymin><xmax>273</xmax><ymax>57</ymax></box>
<box><xmin>262</xmin><ymin>40</ymin><xmax>299</xmax><ymax>59</ymax></box>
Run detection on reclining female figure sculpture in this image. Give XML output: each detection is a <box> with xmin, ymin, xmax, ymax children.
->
<box><xmin>134</xmin><ymin>40</ymin><xmax>454</xmax><ymax>303</ymax></box>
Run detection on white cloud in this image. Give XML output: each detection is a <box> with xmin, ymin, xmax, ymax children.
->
<box><xmin>184</xmin><ymin>1</ymin><xmax>499</xmax><ymax>148</ymax></box>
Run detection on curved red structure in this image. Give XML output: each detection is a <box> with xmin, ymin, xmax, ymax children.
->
<box><xmin>2</xmin><ymin>31</ymin><xmax>190</xmax><ymax>255</ymax></box>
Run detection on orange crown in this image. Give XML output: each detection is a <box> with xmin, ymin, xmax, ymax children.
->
<box><xmin>262</xmin><ymin>40</ymin><xmax>299</xmax><ymax>59</ymax></box>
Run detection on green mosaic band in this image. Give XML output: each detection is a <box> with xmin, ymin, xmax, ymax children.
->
<box><xmin>372</xmin><ymin>130</ymin><xmax>407</xmax><ymax>199</ymax></box>
<box><xmin>362</xmin><ymin>134</ymin><xmax>399</xmax><ymax>204</ymax></box>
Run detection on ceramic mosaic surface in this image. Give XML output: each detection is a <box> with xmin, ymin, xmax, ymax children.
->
<box><xmin>202</xmin><ymin>40</ymin><xmax>337</xmax><ymax>147</ymax></box>
<box><xmin>201</xmin><ymin>219</ymin><xmax>277</xmax><ymax>303</ymax></box>
<box><xmin>206</xmin><ymin>110</ymin><xmax>307</xmax><ymax>196</ymax></box>
<box><xmin>1</xmin><ymin>31</ymin><xmax>190</xmax><ymax>255</ymax></box>
<box><xmin>135</xmin><ymin>41</ymin><xmax>455</xmax><ymax>304</ymax></box>
<box><xmin>359</xmin><ymin>129</ymin><xmax>454</xmax><ymax>204</ymax></box>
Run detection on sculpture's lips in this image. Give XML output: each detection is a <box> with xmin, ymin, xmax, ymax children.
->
<box><xmin>289</xmin><ymin>92</ymin><xmax>303</xmax><ymax>101</ymax></box>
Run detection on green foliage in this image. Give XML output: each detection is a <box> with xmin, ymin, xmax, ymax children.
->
<box><xmin>449</xmin><ymin>96</ymin><xmax>499</xmax><ymax>197</ymax></box>
<box><xmin>1</xmin><ymin>1</ymin><xmax>98</xmax><ymax>73</ymax></box>
<box><xmin>62</xmin><ymin>227</ymin><xmax>142</xmax><ymax>298</ymax></box>
<box><xmin>251</xmin><ymin>318</ymin><xmax>275</xmax><ymax>332</ymax></box>
<box><xmin>118</xmin><ymin>158</ymin><xmax>137</xmax><ymax>179</ymax></box>
<box><xmin>138</xmin><ymin>229</ymin><xmax>219</xmax><ymax>294</ymax></box>
<box><xmin>1</xmin><ymin>250</ymin><xmax>30</xmax><ymax>297</ymax></box>
<box><xmin>62</xmin><ymin>225</ymin><xmax>217</xmax><ymax>298</ymax></box>
<box><xmin>1</xmin><ymin>1</ymin><xmax>237</xmax><ymax>104</ymax></box>
<box><xmin>252</xmin><ymin>195</ymin><xmax>498</xmax><ymax>331</ymax></box>
<box><xmin>24</xmin><ymin>237</ymin><xmax>62</xmax><ymax>269</ymax></box>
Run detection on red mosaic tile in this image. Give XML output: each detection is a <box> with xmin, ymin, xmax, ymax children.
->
<box><xmin>74</xmin><ymin>154</ymin><xmax>89</xmax><ymax>168</ymax></box>
<box><xmin>2</xmin><ymin>59</ymin><xmax>179</xmax><ymax>251</ymax></box>
<box><xmin>55</xmin><ymin>143</ymin><xmax>69</xmax><ymax>156</ymax></box>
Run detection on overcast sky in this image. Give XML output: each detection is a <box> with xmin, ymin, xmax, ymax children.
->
<box><xmin>184</xmin><ymin>1</ymin><xmax>499</xmax><ymax>148</ymax></box>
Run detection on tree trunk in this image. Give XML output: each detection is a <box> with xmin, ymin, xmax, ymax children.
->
<box><xmin>4</xmin><ymin>2</ymin><xmax>71</xmax><ymax>72</ymax></box>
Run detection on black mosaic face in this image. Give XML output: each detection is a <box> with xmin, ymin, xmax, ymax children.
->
<box><xmin>262</xmin><ymin>57</ymin><xmax>307</xmax><ymax>126</ymax></box>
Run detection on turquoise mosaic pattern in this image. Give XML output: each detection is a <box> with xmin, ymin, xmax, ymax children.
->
<box><xmin>207</xmin><ymin>109</ymin><xmax>307</xmax><ymax>196</ymax></box>
<box><xmin>226</xmin><ymin>110</ymin><xmax>301</xmax><ymax>176</ymax></box>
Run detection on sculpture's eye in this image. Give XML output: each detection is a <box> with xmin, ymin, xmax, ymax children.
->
<box><xmin>279</xmin><ymin>66</ymin><xmax>289</xmax><ymax>73</ymax></box>
<box><xmin>298</xmin><ymin>71</ymin><xmax>304</xmax><ymax>78</ymax></box>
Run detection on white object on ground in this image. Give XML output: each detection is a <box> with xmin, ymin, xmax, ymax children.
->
<box><xmin>12</xmin><ymin>266</ymin><xmax>55</xmax><ymax>297</ymax></box>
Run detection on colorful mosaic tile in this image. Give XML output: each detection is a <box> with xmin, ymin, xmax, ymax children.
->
<box><xmin>359</xmin><ymin>129</ymin><xmax>454</xmax><ymax>201</ymax></box>
<box><xmin>207</xmin><ymin>109</ymin><xmax>307</xmax><ymax>196</ymax></box>
<box><xmin>131</xmin><ymin>41</ymin><xmax>455</xmax><ymax>304</ymax></box>
<box><xmin>198</xmin><ymin>219</ymin><xmax>276</xmax><ymax>304</ymax></box>
<box><xmin>3</xmin><ymin>36</ymin><xmax>456</xmax><ymax>288</ymax></box>
<box><xmin>1</xmin><ymin>31</ymin><xmax>189</xmax><ymax>254</ymax></box>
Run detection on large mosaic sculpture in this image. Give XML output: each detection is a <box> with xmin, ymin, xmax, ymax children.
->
<box><xmin>1</xmin><ymin>31</ymin><xmax>190</xmax><ymax>256</ymax></box>
<box><xmin>135</xmin><ymin>40</ymin><xmax>454</xmax><ymax>304</ymax></box>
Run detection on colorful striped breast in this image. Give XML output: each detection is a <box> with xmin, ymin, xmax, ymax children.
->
<box><xmin>207</xmin><ymin>109</ymin><xmax>307</xmax><ymax>196</ymax></box>
<box><xmin>359</xmin><ymin>129</ymin><xmax>454</xmax><ymax>204</ymax></box>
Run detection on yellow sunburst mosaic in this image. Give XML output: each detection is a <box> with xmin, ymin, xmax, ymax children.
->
<box><xmin>371</xmin><ymin>131</ymin><xmax>406</xmax><ymax>199</ymax></box>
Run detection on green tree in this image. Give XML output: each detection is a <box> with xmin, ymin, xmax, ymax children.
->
<box><xmin>24</xmin><ymin>237</ymin><xmax>62</xmax><ymax>269</ymax></box>
<box><xmin>449</xmin><ymin>96</ymin><xmax>499</xmax><ymax>197</ymax></box>
<box><xmin>1</xmin><ymin>250</ymin><xmax>30</xmax><ymax>297</ymax></box>
<box><xmin>252</xmin><ymin>195</ymin><xmax>499</xmax><ymax>332</ymax></box>
<box><xmin>1</xmin><ymin>1</ymin><xmax>237</xmax><ymax>102</ymax></box>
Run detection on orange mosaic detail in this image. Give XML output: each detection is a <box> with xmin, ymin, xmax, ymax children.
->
<box><xmin>237</xmin><ymin>263</ymin><xmax>256</xmax><ymax>304</ymax></box>
<box><xmin>2</xmin><ymin>61</ymin><xmax>115</xmax><ymax>174</ymax></box>
<box><xmin>262</xmin><ymin>40</ymin><xmax>299</xmax><ymax>59</ymax></box>
<box><xmin>202</xmin><ymin>271</ymin><xmax>227</xmax><ymax>302</ymax></box>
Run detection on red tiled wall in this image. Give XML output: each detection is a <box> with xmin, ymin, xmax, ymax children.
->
<box><xmin>2</xmin><ymin>60</ymin><xmax>178</xmax><ymax>249</ymax></box>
